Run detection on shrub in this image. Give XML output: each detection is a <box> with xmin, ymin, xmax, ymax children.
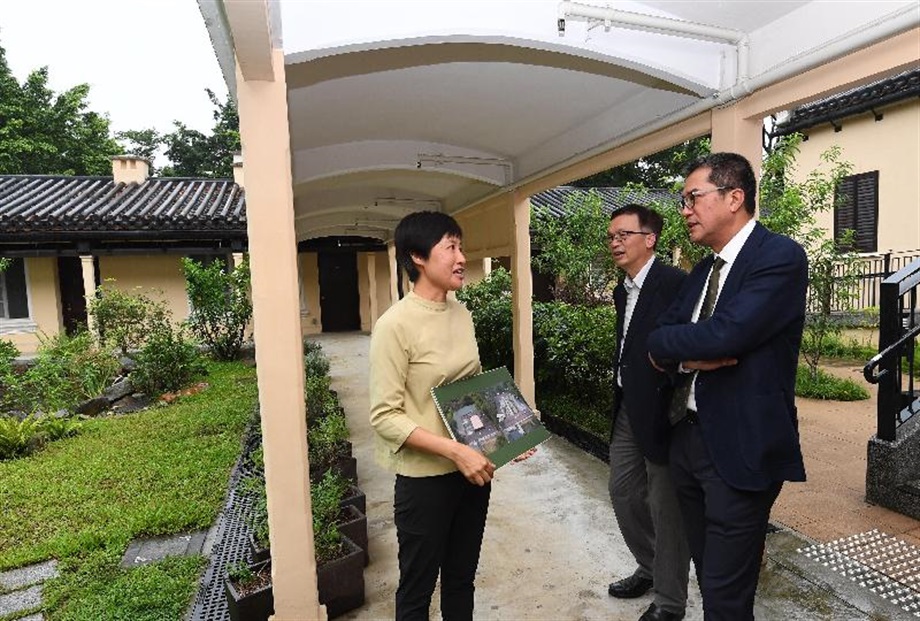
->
<box><xmin>795</xmin><ymin>365</ymin><xmax>870</xmax><ymax>400</ymax></box>
<box><xmin>240</xmin><ymin>472</ymin><xmax>269</xmax><ymax>549</ymax></box>
<box><xmin>182</xmin><ymin>257</ymin><xmax>252</xmax><ymax>361</ymax></box>
<box><xmin>0</xmin><ymin>415</ymin><xmax>42</xmax><ymax>459</ymax></box>
<box><xmin>533</xmin><ymin>301</ymin><xmax>617</xmax><ymax>404</ymax></box>
<box><xmin>456</xmin><ymin>267</ymin><xmax>514</xmax><ymax>372</ymax></box>
<box><xmin>308</xmin><ymin>410</ymin><xmax>350</xmax><ymax>475</ymax></box>
<box><xmin>305</xmin><ymin>375</ymin><xmax>338</xmax><ymax>420</ymax></box>
<box><xmin>311</xmin><ymin>469</ymin><xmax>347</xmax><ymax>565</ymax></box>
<box><xmin>801</xmin><ymin>333</ymin><xmax>876</xmax><ymax>361</ymax></box>
<box><xmin>131</xmin><ymin>321</ymin><xmax>206</xmax><ymax>395</ymax></box>
<box><xmin>1</xmin><ymin>331</ymin><xmax>119</xmax><ymax>413</ymax></box>
<box><xmin>0</xmin><ymin>339</ymin><xmax>18</xmax><ymax>370</ymax></box>
<box><xmin>87</xmin><ymin>283</ymin><xmax>169</xmax><ymax>356</ymax></box>
<box><xmin>537</xmin><ymin>393</ymin><xmax>610</xmax><ymax>439</ymax></box>
<box><xmin>304</xmin><ymin>340</ymin><xmax>331</xmax><ymax>378</ymax></box>
<box><xmin>37</xmin><ymin>415</ymin><xmax>81</xmax><ymax>442</ymax></box>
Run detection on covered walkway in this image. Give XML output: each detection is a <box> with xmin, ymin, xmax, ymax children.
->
<box><xmin>315</xmin><ymin>332</ymin><xmax>912</xmax><ymax>620</ymax></box>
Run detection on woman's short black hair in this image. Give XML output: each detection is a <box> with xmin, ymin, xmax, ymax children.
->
<box><xmin>394</xmin><ymin>211</ymin><xmax>463</xmax><ymax>282</ymax></box>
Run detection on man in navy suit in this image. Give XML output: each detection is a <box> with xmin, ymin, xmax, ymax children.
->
<box><xmin>648</xmin><ymin>153</ymin><xmax>807</xmax><ymax>620</ymax></box>
<box><xmin>606</xmin><ymin>204</ymin><xmax>690</xmax><ymax>621</ymax></box>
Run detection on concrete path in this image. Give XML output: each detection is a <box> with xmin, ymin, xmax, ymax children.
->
<box><xmin>313</xmin><ymin>332</ymin><xmax>913</xmax><ymax>621</ymax></box>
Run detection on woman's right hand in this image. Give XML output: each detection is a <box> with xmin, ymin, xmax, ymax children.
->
<box><xmin>451</xmin><ymin>442</ymin><xmax>495</xmax><ymax>486</ymax></box>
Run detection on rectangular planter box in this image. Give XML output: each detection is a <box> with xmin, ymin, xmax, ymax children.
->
<box><xmin>248</xmin><ymin>533</ymin><xmax>271</xmax><ymax>564</ymax></box>
<box><xmin>318</xmin><ymin>535</ymin><xmax>365</xmax><ymax>619</ymax></box>
<box><xmin>225</xmin><ymin>559</ymin><xmax>274</xmax><ymax>621</ymax></box>
<box><xmin>338</xmin><ymin>504</ymin><xmax>369</xmax><ymax>567</ymax></box>
<box><xmin>339</xmin><ymin>484</ymin><xmax>366</xmax><ymax>515</ymax></box>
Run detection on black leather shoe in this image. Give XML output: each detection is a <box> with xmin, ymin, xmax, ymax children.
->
<box><xmin>607</xmin><ymin>573</ymin><xmax>653</xmax><ymax>598</ymax></box>
<box><xmin>638</xmin><ymin>603</ymin><xmax>685</xmax><ymax>621</ymax></box>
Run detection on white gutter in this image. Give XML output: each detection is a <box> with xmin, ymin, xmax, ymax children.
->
<box><xmin>474</xmin><ymin>2</ymin><xmax>919</xmax><ymax>203</ymax></box>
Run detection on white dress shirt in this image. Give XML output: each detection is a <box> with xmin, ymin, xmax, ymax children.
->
<box><xmin>687</xmin><ymin>218</ymin><xmax>756</xmax><ymax>410</ymax></box>
<box><xmin>618</xmin><ymin>255</ymin><xmax>655</xmax><ymax>387</ymax></box>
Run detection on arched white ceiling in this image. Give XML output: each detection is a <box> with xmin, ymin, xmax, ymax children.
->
<box><xmin>201</xmin><ymin>0</ymin><xmax>919</xmax><ymax>243</ymax></box>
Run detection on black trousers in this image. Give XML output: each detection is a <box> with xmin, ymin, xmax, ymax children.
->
<box><xmin>394</xmin><ymin>471</ymin><xmax>491</xmax><ymax>621</ymax></box>
<box><xmin>669</xmin><ymin>419</ymin><xmax>782</xmax><ymax>621</ymax></box>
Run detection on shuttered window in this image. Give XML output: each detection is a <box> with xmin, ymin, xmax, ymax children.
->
<box><xmin>834</xmin><ymin>171</ymin><xmax>879</xmax><ymax>253</ymax></box>
<box><xmin>0</xmin><ymin>259</ymin><xmax>30</xmax><ymax>319</ymax></box>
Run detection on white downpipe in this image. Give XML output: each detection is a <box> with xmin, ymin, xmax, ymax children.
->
<box><xmin>463</xmin><ymin>2</ymin><xmax>919</xmax><ymax>204</ymax></box>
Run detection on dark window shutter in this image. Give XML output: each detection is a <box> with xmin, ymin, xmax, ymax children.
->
<box><xmin>5</xmin><ymin>259</ymin><xmax>30</xmax><ymax>318</ymax></box>
<box><xmin>854</xmin><ymin>172</ymin><xmax>878</xmax><ymax>253</ymax></box>
<box><xmin>834</xmin><ymin>177</ymin><xmax>856</xmax><ymax>247</ymax></box>
<box><xmin>834</xmin><ymin>171</ymin><xmax>878</xmax><ymax>253</ymax></box>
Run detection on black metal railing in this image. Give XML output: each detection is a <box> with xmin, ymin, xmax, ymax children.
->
<box><xmin>863</xmin><ymin>257</ymin><xmax>920</xmax><ymax>441</ymax></box>
<box><xmin>835</xmin><ymin>249</ymin><xmax>920</xmax><ymax>312</ymax></box>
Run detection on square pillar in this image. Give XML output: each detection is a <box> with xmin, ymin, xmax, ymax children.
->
<box><xmin>511</xmin><ymin>191</ymin><xmax>535</xmax><ymax>407</ymax></box>
<box><xmin>80</xmin><ymin>255</ymin><xmax>97</xmax><ymax>335</ymax></box>
<box><xmin>711</xmin><ymin>103</ymin><xmax>764</xmax><ymax>183</ymax></box>
<box><xmin>237</xmin><ymin>49</ymin><xmax>323</xmax><ymax>620</ymax></box>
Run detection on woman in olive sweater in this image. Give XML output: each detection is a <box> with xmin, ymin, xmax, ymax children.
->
<box><xmin>369</xmin><ymin>211</ymin><xmax>495</xmax><ymax>621</ymax></box>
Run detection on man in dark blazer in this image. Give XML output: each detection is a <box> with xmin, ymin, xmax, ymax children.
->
<box><xmin>606</xmin><ymin>204</ymin><xmax>690</xmax><ymax>621</ymax></box>
<box><xmin>648</xmin><ymin>152</ymin><xmax>808</xmax><ymax>620</ymax></box>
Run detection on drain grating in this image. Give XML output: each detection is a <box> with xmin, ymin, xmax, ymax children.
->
<box><xmin>799</xmin><ymin>529</ymin><xmax>920</xmax><ymax>617</ymax></box>
<box><xmin>186</xmin><ymin>432</ymin><xmax>262</xmax><ymax>621</ymax></box>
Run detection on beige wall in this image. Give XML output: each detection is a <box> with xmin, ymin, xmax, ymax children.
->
<box><xmin>791</xmin><ymin>99</ymin><xmax>920</xmax><ymax>253</ymax></box>
<box><xmin>456</xmin><ymin>199</ymin><xmax>514</xmax><ymax>260</ymax></box>
<box><xmin>357</xmin><ymin>251</ymin><xmax>391</xmax><ymax>332</ymax></box>
<box><xmin>298</xmin><ymin>252</ymin><xmax>322</xmax><ymax>335</ymax></box>
<box><xmin>97</xmin><ymin>255</ymin><xmax>189</xmax><ymax>321</ymax></box>
<box><xmin>5</xmin><ymin>257</ymin><xmax>62</xmax><ymax>355</ymax></box>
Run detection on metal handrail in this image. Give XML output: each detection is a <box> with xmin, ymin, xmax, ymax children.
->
<box><xmin>864</xmin><ymin>322</ymin><xmax>920</xmax><ymax>383</ymax></box>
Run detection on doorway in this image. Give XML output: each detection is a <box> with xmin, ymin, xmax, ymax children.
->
<box><xmin>57</xmin><ymin>256</ymin><xmax>94</xmax><ymax>335</ymax></box>
<box><xmin>318</xmin><ymin>251</ymin><xmax>360</xmax><ymax>332</ymax></box>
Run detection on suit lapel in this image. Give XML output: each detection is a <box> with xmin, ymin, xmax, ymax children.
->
<box><xmin>621</xmin><ymin>261</ymin><xmax>661</xmax><ymax>355</ymax></box>
<box><xmin>715</xmin><ymin>223</ymin><xmax>767</xmax><ymax>311</ymax></box>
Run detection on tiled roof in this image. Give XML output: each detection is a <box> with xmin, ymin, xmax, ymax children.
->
<box><xmin>773</xmin><ymin>69</ymin><xmax>920</xmax><ymax>136</ymax></box>
<box><xmin>0</xmin><ymin>175</ymin><xmax>246</xmax><ymax>236</ymax></box>
<box><xmin>531</xmin><ymin>186</ymin><xmax>677</xmax><ymax>217</ymax></box>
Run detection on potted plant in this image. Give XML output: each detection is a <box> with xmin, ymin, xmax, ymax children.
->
<box><xmin>224</xmin><ymin>559</ymin><xmax>273</xmax><ymax>621</ymax></box>
<box><xmin>308</xmin><ymin>410</ymin><xmax>357</xmax><ymax>484</ymax></box>
<box><xmin>313</xmin><ymin>470</ymin><xmax>369</xmax><ymax>566</ymax></box>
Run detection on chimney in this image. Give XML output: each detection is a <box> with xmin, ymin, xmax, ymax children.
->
<box><xmin>232</xmin><ymin>152</ymin><xmax>244</xmax><ymax>188</ymax></box>
<box><xmin>111</xmin><ymin>155</ymin><xmax>151</xmax><ymax>185</ymax></box>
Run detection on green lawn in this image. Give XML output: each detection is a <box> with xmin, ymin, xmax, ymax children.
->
<box><xmin>0</xmin><ymin>360</ymin><xmax>257</xmax><ymax>619</ymax></box>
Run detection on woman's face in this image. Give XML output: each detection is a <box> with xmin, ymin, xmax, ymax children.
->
<box><xmin>415</xmin><ymin>234</ymin><xmax>466</xmax><ymax>293</ymax></box>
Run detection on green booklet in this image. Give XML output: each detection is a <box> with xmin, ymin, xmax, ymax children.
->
<box><xmin>431</xmin><ymin>367</ymin><xmax>552</xmax><ymax>468</ymax></box>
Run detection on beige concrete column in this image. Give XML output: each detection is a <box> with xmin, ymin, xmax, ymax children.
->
<box><xmin>367</xmin><ymin>252</ymin><xmax>378</xmax><ymax>331</ymax></box>
<box><xmin>483</xmin><ymin>258</ymin><xmax>492</xmax><ymax>277</ymax></box>
<box><xmin>232</xmin><ymin>252</ymin><xmax>245</xmax><ymax>268</ymax></box>
<box><xmin>510</xmin><ymin>191</ymin><xmax>535</xmax><ymax>407</ymax></box>
<box><xmin>80</xmin><ymin>255</ymin><xmax>97</xmax><ymax>335</ymax></box>
<box><xmin>710</xmin><ymin>103</ymin><xmax>764</xmax><ymax>182</ymax></box>
<box><xmin>237</xmin><ymin>50</ymin><xmax>323</xmax><ymax>620</ymax></box>
<box><xmin>387</xmin><ymin>241</ymin><xmax>399</xmax><ymax>303</ymax></box>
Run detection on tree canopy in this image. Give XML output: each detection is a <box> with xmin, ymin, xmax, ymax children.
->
<box><xmin>117</xmin><ymin>89</ymin><xmax>240</xmax><ymax>178</ymax></box>
<box><xmin>573</xmin><ymin>137</ymin><xmax>711</xmax><ymax>188</ymax></box>
<box><xmin>0</xmin><ymin>41</ymin><xmax>120</xmax><ymax>175</ymax></box>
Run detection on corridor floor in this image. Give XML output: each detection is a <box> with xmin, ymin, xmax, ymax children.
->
<box><xmin>314</xmin><ymin>332</ymin><xmax>915</xmax><ymax>620</ymax></box>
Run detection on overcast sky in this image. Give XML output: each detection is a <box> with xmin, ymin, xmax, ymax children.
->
<box><xmin>0</xmin><ymin>0</ymin><xmax>226</xmax><ymax>138</ymax></box>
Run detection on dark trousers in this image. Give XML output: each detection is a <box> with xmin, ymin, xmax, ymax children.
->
<box><xmin>670</xmin><ymin>419</ymin><xmax>782</xmax><ymax>621</ymax></box>
<box><xmin>394</xmin><ymin>471</ymin><xmax>491</xmax><ymax>621</ymax></box>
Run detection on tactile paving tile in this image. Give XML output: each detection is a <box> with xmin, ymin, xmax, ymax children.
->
<box><xmin>799</xmin><ymin>529</ymin><xmax>920</xmax><ymax>617</ymax></box>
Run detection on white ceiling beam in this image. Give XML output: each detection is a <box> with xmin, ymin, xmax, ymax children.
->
<box><xmin>224</xmin><ymin>0</ymin><xmax>274</xmax><ymax>81</ymax></box>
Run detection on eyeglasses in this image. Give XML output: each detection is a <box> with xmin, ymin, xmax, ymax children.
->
<box><xmin>679</xmin><ymin>186</ymin><xmax>732</xmax><ymax>211</ymax></box>
<box><xmin>607</xmin><ymin>230</ymin><xmax>651</xmax><ymax>243</ymax></box>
